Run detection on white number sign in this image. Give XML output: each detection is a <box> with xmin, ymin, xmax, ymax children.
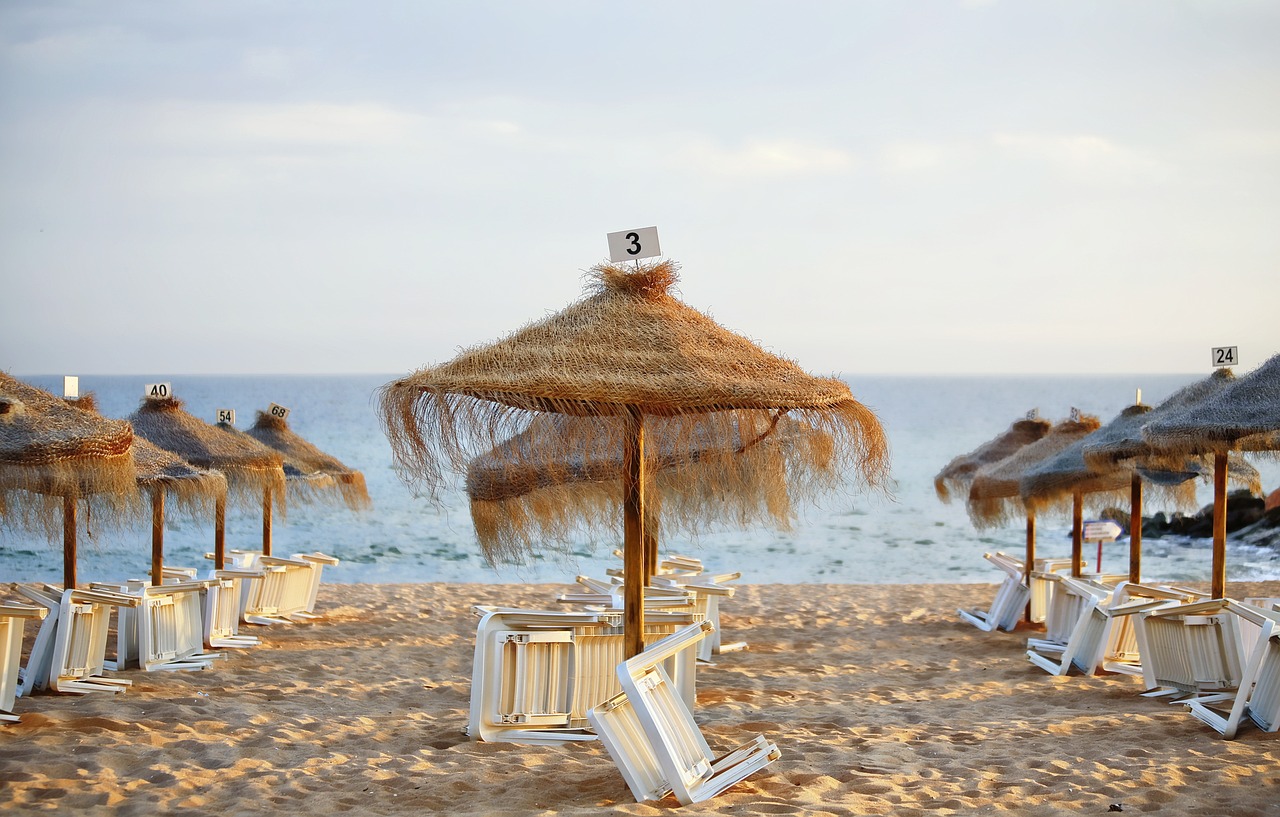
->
<box><xmin>63</xmin><ymin>376</ymin><xmax>79</xmax><ymax>400</ymax></box>
<box><xmin>268</xmin><ymin>402</ymin><xmax>291</xmax><ymax>421</ymax></box>
<box><xmin>1211</xmin><ymin>346</ymin><xmax>1238</xmax><ymax>368</ymax></box>
<box><xmin>216</xmin><ymin>409</ymin><xmax>236</xmax><ymax>426</ymax></box>
<box><xmin>144</xmin><ymin>382</ymin><xmax>172</xmax><ymax>401</ymax></box>
<box><xmin>607</xmin><ymin>226</ymin><xmax>661</xmax><ymax>263</ymax></box>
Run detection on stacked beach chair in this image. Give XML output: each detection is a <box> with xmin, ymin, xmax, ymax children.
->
<box><xmin>465</xmin><ymin>551</ymin><xmax>781</xmax><ymax>805</ymax></box>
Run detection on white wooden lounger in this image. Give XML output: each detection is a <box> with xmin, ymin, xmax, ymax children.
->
<box><xmin>589</xmin><ymin>621</ymin><xmax>781</xmax><ymax>805</ymax></box>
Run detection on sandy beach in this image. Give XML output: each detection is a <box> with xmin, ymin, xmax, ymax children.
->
<box><xmin>2</xmin><ymin>580</ymin><xmax>1279</xmax><ymax>816</ymax></box>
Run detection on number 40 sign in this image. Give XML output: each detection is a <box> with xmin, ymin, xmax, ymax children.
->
<box><xmin>607</xmin><ymin>226</ymin><xmax>661</xmax><ymax>263</ymax></box>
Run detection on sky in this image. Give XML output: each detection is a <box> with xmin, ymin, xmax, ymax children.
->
<box><xmin>1</xmin><ymin>1</ymin><xmax>1277</xmax><ymax>377</ymax></box>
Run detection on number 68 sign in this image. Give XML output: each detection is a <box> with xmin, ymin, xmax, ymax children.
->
<box><xmin>607</xmin><ymin>226</ymin><xmax>661</xmax><ymax>263</ymax></box>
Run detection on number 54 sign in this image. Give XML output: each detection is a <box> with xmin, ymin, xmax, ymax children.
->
<box><xmin>607</xmin><ymin>226</ymin><xmax>661</xmax><ymax>263</ymax></box>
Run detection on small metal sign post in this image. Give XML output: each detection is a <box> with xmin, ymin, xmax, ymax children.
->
<box><xmin>144</xmin><ymin>382</ymin><xmax>172</xmax><ymax>401</ymax></box>
<box><xmin>268</xmin><ymin>402</ymin><xmax>291</xmax><ymax>421</ymax></box>
<box><xmin>1211</xmin><ymin>346</ymin><xmax>1238</xmax><ymax>368</ymax></box>
<box><xmin>63</xmin><ymin>376</ymin><xmax>79</xmax><ymax>400</ymax></box>
<box><xmin>607</xmin><ymin>226</ymin><xmax>661</xmax><ymax>264</ymax></box>
<box><xmin>216</xmin><ymin>409</ymin><xmax>236</xmax><ymax>426</ymax></box>
<box><xmin>1083</xmin><ymin>520</ymin><xmax>1122</xmax><ymax>573</ymax></box>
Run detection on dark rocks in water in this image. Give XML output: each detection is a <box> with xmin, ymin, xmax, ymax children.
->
<box><xmin>1140</xmin><ymin>490</ymin><xmax>1273</xmax><ymax>541</ymax></box>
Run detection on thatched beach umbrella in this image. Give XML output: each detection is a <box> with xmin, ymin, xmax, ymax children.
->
<box><xmin>243</xmin><ymin>410</ymin><xmax>371</xmax><ymax>512</ymax></box>
<box><xmin>465</xmin><ymin>412</ymin><xmax>835</xmax><ymax>560</ymax></box>
<box><xmin>1141</xmin><ymin>353</ymin><xmax>1280</xmax><ymax>598</ymax></box>
<box><xmin>0</xmin><ymin>372</ymin><xmax>137</xmax><ymax>589</ymax></box>
<box><xmin>1017</xmin><ymin>403</ymin><xmax>1221</xmax><ymax>582</ymax></box>
<box><xmin>131</xmin><ymin>435</ymin><xmax>227</xmax><ymax>585</ymax></box>
<box><xmin>129</xmin><ymin>397</ymin><xmax>286</xmax><ymax>568</ymax></box>
<box><xmin>381</xmin><ymin>260</ymin><xmax>890</xmax><ymax>657</ymax></box>
<box><xmin>1081</xmin><ymin>370</ymin><xmax>1260</xmax><ymax>584</ymax></box>
<box><xmin>967</xmin><ymin>414</ymin><xmax>1101</xmax><ymax>618</ymax></box>
<box><xmin>934</xmin><ymin>412</ymin><xmax>1051</xmax><ymax>503</ymax></box>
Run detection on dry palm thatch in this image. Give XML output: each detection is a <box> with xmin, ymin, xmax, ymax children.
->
<box><xmin>1018</xmin><ymin>404</ymin><xmax>1205</xmax><ymax>518</ymax></box>
<box><xmin>0</xmin><ymin>372</ymin><xmax>137</xmax><ymax>537</ymax></box>
<box><xmin>967</xmin><ymin>414</ymin><xmax>1101</xmax><ymax>528</ymax></box>
<box><xmin>132</xmin><ymin>435</ymin><xmax>227</xmax><ymax>517</ymax></box>
<box><xmin>243</xmin><ymin>410</ymin><xmax>371</xmax><ymax>512</ymax></box>
<box><xmin>934</xmin><ymin>414</ymin><xmax>1050</xmax><ymax>503</ymax></box>
<box><xmin>466</xmin><ymin>413</ymin><xmax>837</xmax><ymax>560</ymax></box>
<box><xmin>380</xmin><ymin>259</ymin><xmax>890</xmax><ymax>564</ymax></box>
<box><xmin>128</xmin><ymin>397</ymin><xmax>286</xmax><ymax>515</ymax></box>
<box><xmin>1082</xmin><ymin>368</ymin><xmax>1238</xmax><ymax>469</ymax></box>
<box><xmin>1142</xmin><ymin>353</ymin><xmax>1280</xmax><ymax>458</ymax></box>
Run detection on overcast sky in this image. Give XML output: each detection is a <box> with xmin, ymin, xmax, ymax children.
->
<box><xmin>1</xmin><ymin>1</ymin><xmax>1277</xmax><ymax>378</ymax></box>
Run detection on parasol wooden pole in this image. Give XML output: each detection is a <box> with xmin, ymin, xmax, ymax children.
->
<box><xmin>1071</xmin><ymin>491</ymin><xmax>1083</xmax><ymax>578</ymax></box>
<box><xmin>63</xmin><ymin>496</ymin><xmax>77</xmax><ymax>590</ymax></box>
<box><xmin>214</xmin><ymin>495</ymin><xmax>226</xmax><ymax>569</ymax></box>
<box><xmin>622</xmin><ymin>407</ymin><xmax>646</xmax><ymax>659</ymax></box>
<box><xmin>1024</xmin><ymin>510</ymin><xmax>1036</xmax><ymax>623</ymax></box>
<box><xmin>643</xmin><ymin>522</ymin><xmax>658</xmax><ymax>586</ymax></box>
<box><xmin>1129</xmin><ymin>473</ymin><xmax>1142</xmax><ymax>584</ymax></box>
<box><xmin>151</xmin><ymin>488</ymin><xmax>165</xmax><ymax>586</ymax></box>
<box><xmin>262</xmin><ymin>486</ymin><xmax>273</xmax><ymax>557</ymax></box>
<box><xmin>1212</xmin><ymin>452</ymin><xmax>1228</xmax><ymax>599</ymax></box>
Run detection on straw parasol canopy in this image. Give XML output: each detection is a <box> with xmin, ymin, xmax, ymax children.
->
<box><xmin>131</xmin><ymin>433</ymin><xmax>227</xmax><ymax>585</ymax></box>
<box><xmin>934</xmin><ymin>412</ymin><xmax>1051</xmax><ymax>503</ymax></box>
<box><xmin>381</xmin><ymin>259</ymin><xmax>890</xmax><ymax>656</ymax></box>
<box><xmin>1141</xmin><ymin>354</ymin><xmax>1280</xmax><ymax>458</ymax></box>
<box><xmin>967</xmin><ymin>414</ymin><xmax>1102</xmax><ymax>528</ymax></box>
<box><xmin>243</xmin><ymin>410</ymin><xmax>371</xmax><ymax>512</ymax></box>
<box><xmin>466</xmin><ymin>413</ymin><xmax>837</xmax><ymax>559</ymax></box>
<box><xmin>129</xmin><ymin>396</ymin><xmax>287</xmax><ymax>566</ymax></box>
<box><xmin>0</xmin><ymin>372</ymin><xmax>138</xmax><ymax>588</ymax></box>
<box><xmin>1141</xmin><ymin>353</ymin><xmax>1280</xmax><ymax>598</ymax></box>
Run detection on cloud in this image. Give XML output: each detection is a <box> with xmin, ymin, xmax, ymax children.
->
<box><xmin>676</xmin><ymin>137</ymin><xmax>856</xmax><ymax>177</ymax></box>
<box><xmin>990</xmin><ymin>131</ymin><xmax>1168</xmax><ymax>182</ymax></box>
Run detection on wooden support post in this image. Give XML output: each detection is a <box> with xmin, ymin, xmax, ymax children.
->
<box><xmin>1129</xmin><ymin>473</ymin><xmax>1142</xmax><ymax>584</ymax></box>
<box><xmin>1071</xmin><ymin>492</ymin><xmax>1083</xmax><ymax>578</ymax></box>
<box><xmin>622</xmin><ymin>407</ymin><xmax>646</xmax><ymax>660</ymax></box>
<box><xmin>1024</xmin><ymin>510</ymin><xmax>1036</xmax><ymax>623</ymax></box>
<box><xmin>151</xmin><ymin>488</ymin><xmax>165</xmax><ymax>586</ymax></box>
<box><xmin>215</xmin><ymin>495</ymin><xmax>226</xmax><ymax>570</ymax></box>
<box><xmin>262</xmin><ymin>486</ymin><xmax>273</xmax><ymax>557</ymax></box>
<box><xmin>1212</xmin><ymin>452</ymin><xmax>1228</xmax><ymax>600</ymax></box>
<box><xmin>63</xmin><ymin>496</ymin><xmax>77</xmax><ymax>590</ymax></box>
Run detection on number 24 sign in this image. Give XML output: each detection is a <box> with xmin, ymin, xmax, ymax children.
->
<box><xmin>1212</xmin><ymin>346</ymin><xmax>1238</xmax><ymax>368</ymax></box>
<box><xmin>606</xmin><ymin>226</ymin><xmax>661</xmax><ymax>263</ymax></box>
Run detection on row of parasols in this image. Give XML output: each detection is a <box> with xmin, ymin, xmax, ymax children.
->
<box><xmin>934</xmin><ymin>355</ymin><xmax>1280</xmax><ymax>602</ymax></box>
<box><xmin>0</xmin><ymin>372</ymin><xmax>371</xmax><ymax>591</ymax></box>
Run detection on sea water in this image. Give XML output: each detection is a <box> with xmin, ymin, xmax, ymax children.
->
<box><xmin>3</xmin><ymin>373</ymin><xmax>1277</xmax><ymax>586</ymax></box>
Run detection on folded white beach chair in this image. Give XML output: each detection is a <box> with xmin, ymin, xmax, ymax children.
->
<box><xmin>467</xmin><ymin>606</ymin><xmax>702</xmax><ymax>745</ymax></box>
<box><xmin>93</xmin><ymin>580</ymin><xmax>224</xmax><ymax>673</ymax></box>
<box><xmin>15</xmin><ymin>585</ymin><xmax>139</xmax><ymax>695</ymax></box>
<box><xmin>1</xmin><ymin>601</ymin><xmax>47</xmax><ymax>722</ymax></box>
<box><xmin>216</xmin><ymin>550</ymin><xmax>339</xmax><ymax>625</ymax></box>
<box><xmin>588</xmin><ymin>621</ymin><xmax>781</xmax><ymax>805</ymax></box>
<box><xmin>1025</xmin><ymin>580</ymin><xmax>1194</xmax><ymax>677</ymax></box>
<box><xmin>1131</xmin><ymin>598</ymin><xmax>1248</xmax><ymax>702</ymax></box>
<box><xmin>957</xmin><ymin>552</ymin><xmax>1030</xmax><ymax>632</ymax></box>
<box><xmin>1025</xmin><ymin>575</ymin><xmax>1113</xmax><ymax>656</ymax></box>
<box><xmin>1185</xmin><ymin>600</ymin><xmax>1280</xmax><ymax>739</ymax></box>
<box><xmin>163</xmin><ymin>567</ymin><xmax>262</xmax><ymax>650</ymax></box>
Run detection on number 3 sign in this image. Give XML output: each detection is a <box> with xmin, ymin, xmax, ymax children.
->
<box><xmin>607</xmin><ymin>226</ymin><xmax>661</xmax><ymax>263</ymax></box>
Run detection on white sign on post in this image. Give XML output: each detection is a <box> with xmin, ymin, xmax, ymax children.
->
<box><xmin>268</xmin><ymin>402</ymin><xmax>291</xmax><ymax>421</ymax></box>
<box><xmin>144</xmin><ymin>382</ymin><xmax>172</xmax><ymax>401</ymax></box>
<box><xmin>216</xmin><ymin>409</ymin><xmax>236</xmax><ymax>426</ymax></box>
<box><xmin>63</xmin><ymin>376</ymin><xmax>79</xmax><ymax>400</ymax></box>
<box><xmin>607</xmin><ymin>226</ymin><xmax>661</xmax><ymax>263</ymax></box>
<box><xmin>1211</xmin><ymin>346</ymin><xmax>1238</xmax><ymax>368</ymax></box>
